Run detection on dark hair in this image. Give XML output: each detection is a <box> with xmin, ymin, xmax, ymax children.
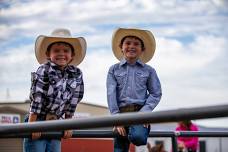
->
<box><xmin>46</xmin><ymin>41</ymin><xmax>75</xmax><ymax>56</ymax></box>
<box><xmin>120</xmin><ymin>36</ymin><xmax>145</xmax><ymax>50</ymax></box>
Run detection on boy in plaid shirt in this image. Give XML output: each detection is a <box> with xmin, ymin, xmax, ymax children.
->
<box><xmin>24</xmin><ymin>28</ymin><xmax>86</xmax><ymax>152</ymax></box>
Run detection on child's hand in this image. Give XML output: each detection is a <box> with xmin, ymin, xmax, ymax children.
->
<box><xmin>32</xmin><ymin>132</ymin><xmax>41</xmax><ymax>140</ymax></box>
<box><xmin>143</xmin><ymin>124</ymin><xmax>150</xmax><ymax>128</ymax></box>
<box><xmin>113</xmin><ymin>126</ymin><xmax>126</xmax><ymax>136</ymax></box>
<box><xmin>63</xmin><ymin>130</ymin><xmax>73</xmax><ymax>139</ymax></box>
<box><xmin>29</xmin><ymin>113</ymin><xmax>42</xmax><ymax>140</ymax></box>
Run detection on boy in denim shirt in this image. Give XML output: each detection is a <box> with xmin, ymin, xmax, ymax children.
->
<box><xmin>107</xmin><ymin>28</ymin><xmax>162</xmax><ymax>152</ymax></box>
<box><xmin>24</xmin><ymin>28</ymin><xmax>86</xmax><ymax>152</ymax></box>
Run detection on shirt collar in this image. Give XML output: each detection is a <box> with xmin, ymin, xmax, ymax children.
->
<box><xmin>136</xmin><ymin>59</ymin><xmax>145</xmax><ymax>66</ymax></box>
<box><xmin>120</xmin><ymin>59</ymin><xmax>127</xmax><ymax>66</ymax></box>
<box><xmin>48</xmin><ymin>60</ymin><xmax>77</xmax><ymax>73</ymax></box>
<box><xmin>48</xmin><ymin>60</ymin><xmax>59</xmax><ymax>70</ymax></box>
<box><xmin>120</xmin><ymin>58</ymin><xmax>145</xmax><ymax>67</ymax></box>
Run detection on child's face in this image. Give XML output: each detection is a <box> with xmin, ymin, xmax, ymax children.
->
<box><xmin>120</xmin><ymin>37</ymin><xmax>144</xmax><ymax>62</ymax></box>
<box><xmin>48</xmin><ymin>43</ymin><xmax>74</xmax><ymax>70</ymax></box>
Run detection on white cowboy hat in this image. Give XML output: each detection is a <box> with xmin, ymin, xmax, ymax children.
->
<box><xmin>35</xmin><ymin>28</ymin><xmax>86</xmax><ymax>66</ymax></box>
<box><xmin>112</xmin><ymin>28</ymin><xmax>156</xmax><ymax>63</ymax></box>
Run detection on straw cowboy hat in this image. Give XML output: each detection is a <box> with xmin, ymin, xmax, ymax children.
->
<box><xmin>112</xmin><ymin>28</ymin><xmax>156</xmax><ymax>63</ymax></box>
<box><xmin>35</xmin><ymin>28</ymin><xmax>86</xmax><ymax>66</ymax></box>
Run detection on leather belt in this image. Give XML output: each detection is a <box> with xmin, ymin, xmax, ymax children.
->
<box><xmin>45</xmin><ymin>114</ymin><xmax>58</xmax><ymax>120</ymax></box>
<box><xmin>36</xmin><ymin>113</ymin><xmax>58</xmax><ymax>121</ymax></box>
<box><xmin>119</xmin><ymin>104</ymin><xmax>142</xmax><ymax>113</ymax></box>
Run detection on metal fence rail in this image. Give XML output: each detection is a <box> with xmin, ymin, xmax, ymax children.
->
<box><xmin>1</xmin><ymin>104</ymin><xmax>228</xmax><ymax>152</ymax></box>
<box><xmin>2</xmin><ymin>130</ymin><xmax>228</xmax><ymax>139</ymax></box>
<box><xmin>0</xmin><ymin>104</ymin><xmax>228</xmax><ymax>135</ymax></box>
<box><xmin>1</xmin><ymin>130</ymin><xmax>228</xmax><ymax>152</ymax></box>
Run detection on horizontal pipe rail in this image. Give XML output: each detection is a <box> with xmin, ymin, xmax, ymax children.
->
<box><xmin>1</xmin><ymin>131</ymin><xmax>228</xmax><ymax>139</ymax></box>
<box><xmin>0</xmin><ymin>104</ymin><xmax>228</xmax><ymax>136</ymax></box>
<box><xmin>177</xmin><ymin>131</ymin><xmax>228</xmax><ymax>137</ymax></box>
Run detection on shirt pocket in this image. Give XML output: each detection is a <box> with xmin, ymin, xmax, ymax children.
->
<box><xmin>114</xmin><ymin>72</ymin><xmax>127</xmax><ymax>87</ymax></box>
<box><xmin>135</xmin><ymin>71</ymin><xmax>149</xmax><ymax>88</ymax></box>
<box><xmin>68</xmin><ymin>78</ymin><xmax>77</xmax><ymax>88</ymax></box>
<box><xmin>67</xmin><ymin>78</ymin><xmax>81</xmax><ymax>94</ymax></box>
<box><xmin>47</xmin><ymin>76</ymin><xmax>58</xmax><ymax>96</ymax></box>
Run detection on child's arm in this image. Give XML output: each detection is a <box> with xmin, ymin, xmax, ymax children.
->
<box><xmin>28</xmin><ymin>66</ymin><xmax>49</xmax><ymax>139</ymax></box>
<box><xmin>28</xmin><ymin>113</ymin><xmax>38</xmax><ymax>122</ymax></box>
<box><xmin>29</xmin><ymin>66</ymin><xmax>49</xmax><ymax>115</ymax></box>
<box><xmin>140</xmin><ymin>68</ymin><xmax>162</xmax><ymax>112</ymax></box>
<box><xmin>63</xmin><ymin>70</ymin><xmax>84</xmax><ymax>139</ymax></box>
<box><xmin>28</xmin><ymin>113</ymin><xmax>41</xmax><ymax>139</ymax></box>
<box><xmin>63</xmin><ymin>114</ymin><xmax>73</xmax><ymax>139</ymax></box>
<box><xmin>106</xmin><ymin>65</ymin><xmax>119</xmax><ymax>115</ymax></box>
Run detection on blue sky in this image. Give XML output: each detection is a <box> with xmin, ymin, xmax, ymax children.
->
<box><xmin>0</xmin><ymin>0</ymin><xmax>228</xmax><ymax>127</ymax></box>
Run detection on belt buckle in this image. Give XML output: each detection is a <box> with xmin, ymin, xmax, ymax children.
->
<box><xmin>46</xmin><ymin>114</ymin><xmax>57</xmax><ymax>120</ymax></box>
<box><xmin>130</xmin><ymin>105</ymin><xmax>135</xmax><ymax>111</ymax></box>
<box><xmin>126</xmin><ymin>105</ymin><xmax>134</xmax><ymax>112</ymax></box>
<box><xmin>134</xmin><ymin>105</ymin><xmax>139</xmax><ymax>111</ymax></box>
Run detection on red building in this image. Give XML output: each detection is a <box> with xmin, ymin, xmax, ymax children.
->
<box><xmin>62</xmin><ymin>138</ymin><xmax>135</xmax><ymax>152</ymax></box>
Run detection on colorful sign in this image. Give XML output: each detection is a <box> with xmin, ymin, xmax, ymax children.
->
<box><xmin>0</xmin><ymin>114</ymin><xmax>20</xmax><ymax>124</ymax></box>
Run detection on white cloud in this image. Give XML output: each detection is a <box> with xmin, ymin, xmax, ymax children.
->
<box><xmin>1</xmin><ymin>0</ymin><xmax>65</xmax><ymax>17</ymax></box>
<box><xmin>0</xmin><ymin>25</ymin><xmax>14</xmax><ymax>40</ymax></box>
<box><xmin>153</xmin><ymin>35</ymin><xmax>226</xmax><ymax>76</ymax></box>
<box><xmin>1</xmin><ymin>0</ymin><xmax>227</xmax><ymax>40</ymax></box>
<box><xmin>0</xmin><ymin>44</ymin><xmax>38</xmax><ymax>101</ymax></box>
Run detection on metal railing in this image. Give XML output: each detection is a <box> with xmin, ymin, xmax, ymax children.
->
<box><xmin>1</xmin><ymin>130</ymin><xmax>228</xmax><ymax>151</ymax></box>
<box><xmin>2</xmin><ymin>130</ymin><xmax>228</xmax><ymax>139</ymax></box>
<box><xmin>1</xmin><ymin>104</ymin><xmax>228</xmax><ymax>151</ymax></box>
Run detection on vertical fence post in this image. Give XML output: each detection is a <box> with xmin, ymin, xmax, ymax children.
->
<box><xmin>172</xmin><ymin>133</ymin><xmax>178</xmax><ymax>152</ymax></box>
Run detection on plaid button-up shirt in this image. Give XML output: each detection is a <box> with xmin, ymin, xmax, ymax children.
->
<box><xmin>29</xmin><ymin>61</ymin><xmax>84</xmax><ymax>118</ymax></box>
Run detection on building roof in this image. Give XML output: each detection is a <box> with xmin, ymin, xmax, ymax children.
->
<box><xmin>0</xmin><ymin>106</ymin><xmax>27</xmax><ymax>115</ymax></box>
<box><xmin>0</xmin><ymin>100</ymin><xmax>108</xmax><ymax>109</ymax></box>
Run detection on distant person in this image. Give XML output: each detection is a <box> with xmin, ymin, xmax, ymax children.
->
<box><xmin>147</xmin><ymin>142</ymin><xmax>166</xmax><ymax>152</ymax></box>
<box><xmin>106</xmin><ymin>28</ymin><xmax>162</xmax><ymax>152</ymax></box>
<box><xmin>175</xmin><ymin>120</ymin><xmax>199</xmax><ymax>152</ymax></box>
<box><xmin>23</xmin><ymin>28</ymin><xmax>86</xmax><ymax>152</ymax></box>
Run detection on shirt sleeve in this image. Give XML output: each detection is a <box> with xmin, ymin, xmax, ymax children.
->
<box><xmin>106</xmin><ymin>65</ymin><xmax>120</xmax><ymax>114</ymax></box>
<box><xmin>29</xmin><ymin>66</ymin><xmax>49</xmax><ymax>114</ymax></box>
<box><xmin>140</xmin><ymin>67</ymin><xmax>162</xmax><ymax>112</ymax></box>
<box><xmin>65</xmin><ymin>71</ymin><xmax>84</xmax><ymax>117</ymax></box>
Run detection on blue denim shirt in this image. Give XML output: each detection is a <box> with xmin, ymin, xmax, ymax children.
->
<box><xmin>106</xmin><ymin>59</ymin><xmax>162</xmax><ymax>114</ymax></box>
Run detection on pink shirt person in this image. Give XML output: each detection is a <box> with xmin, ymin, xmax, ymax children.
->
<box><xmin>175</xmin><ymin>121</ymin><xmax>199</xmax><ymax>152</ymax></box>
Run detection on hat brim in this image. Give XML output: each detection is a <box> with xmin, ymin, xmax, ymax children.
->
<box><xmin>35</xmin><ymin>36</ymin><xmax>86</xmax><ymax>66</ymax></box>
<box><xmin>112</xmin><ymin>28</ymin><xmax>156</xmax><ymax>63</ymax></box>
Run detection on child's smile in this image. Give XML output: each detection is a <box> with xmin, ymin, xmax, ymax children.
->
<box><xmin>121</xmin><ymin>37</ymin><xmax>143</xmax><ymax>63</ymax></box>
<box><xmin>48</xmin><ymin>43</ymin><xmax>74</xmax><ymax>70</ymax></box>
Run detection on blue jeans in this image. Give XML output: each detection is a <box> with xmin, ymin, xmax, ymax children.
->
<box><xmin>23</xmin><ymin>138</ymin><xmax>61</xmax><ymax>152</ymax></box>
<box><xmin>114</xmin><ymin>125</ymin><xmax>150</xmax><ymax>152</ymax></box>
<box><xmin>23</xmin><ymin>114</ymin><xmax>61</xmax><ymax>152</ymax></box>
